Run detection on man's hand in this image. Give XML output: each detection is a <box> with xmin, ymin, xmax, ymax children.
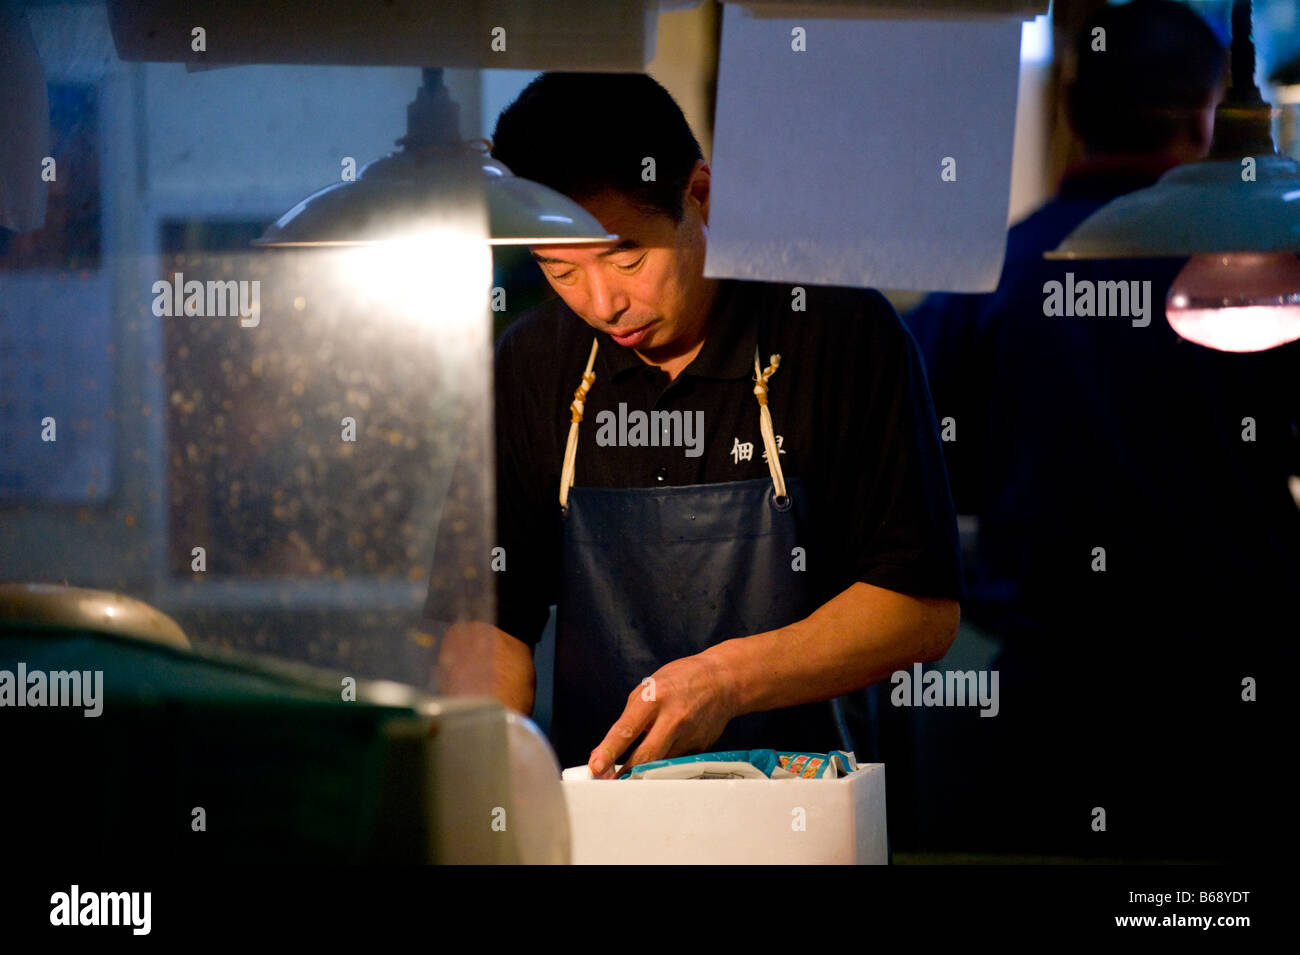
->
<box><xmin>588</xmin><ymin>650</ymin><xmax>739</xmax><ymax>779</ymax></box>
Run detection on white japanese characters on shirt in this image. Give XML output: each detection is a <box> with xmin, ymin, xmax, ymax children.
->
<box><xmin>729</xmin><ymin>434</ymin><xmax>784</xmax><ymax>464</ymax></box>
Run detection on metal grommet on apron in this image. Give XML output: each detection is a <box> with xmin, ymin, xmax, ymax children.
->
<box><xmin>548</xmin><ymin>337</ymin><xmax>858</xmax><ymax>770</ymax></box>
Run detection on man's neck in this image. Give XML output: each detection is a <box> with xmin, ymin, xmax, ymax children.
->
<box><xmin>635</xmin><ymin>278</ymin><xmax>722</xmax><ymax>383</ymax></box>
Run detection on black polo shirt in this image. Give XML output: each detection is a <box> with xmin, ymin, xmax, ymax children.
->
<box><xmin>424</xmin><ymin>278</ymin><xmax>964</xmax><ymax>646</ymax></box>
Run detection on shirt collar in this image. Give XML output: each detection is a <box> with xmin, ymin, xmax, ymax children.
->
<box><xmin>594</xmin><ymin>279</ymin><xmax>755</xmax><ymax>383</ymax></box>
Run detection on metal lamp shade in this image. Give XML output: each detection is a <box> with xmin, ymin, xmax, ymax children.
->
<box><xmin>255</xmin><ymin>148</ymin><xmax>616</xmax><ymax>247</ymax></box>
<box><xmin>1046</xmin><ymin>155</ymin><xmax>1300</xmax><ymax>259</ymax></box>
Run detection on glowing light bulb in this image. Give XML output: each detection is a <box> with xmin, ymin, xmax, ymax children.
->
<box><xmin>1165</xmin><ymin>253</ymin><xmax>1300</xmax><ymax>352</ymax></box>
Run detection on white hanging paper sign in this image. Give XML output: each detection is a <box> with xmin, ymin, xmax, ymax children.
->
<box><xmin>706</xmin><ymin>4</ymin><xmax>1023</xmax><ymax>291</ymax></box>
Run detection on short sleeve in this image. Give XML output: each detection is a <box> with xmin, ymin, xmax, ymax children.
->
<box><xmin>422</xmin><ymin>326</ymin><xmax>557</xmax><ymax>647</ymax></box>
<box><xmin>831</xmin><ymin>291</ymin><xmax>965</xmax><ymax>601</ymax></box>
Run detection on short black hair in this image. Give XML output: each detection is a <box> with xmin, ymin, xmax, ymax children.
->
<box><xmin>1069</xmin><ymin>0</ymin><xmax>1227</xmax><ymax>156</ymax></box>
<box><xmin>490</xmin><ymin>72</ymin><xmax>704</xmax><ymax>223</ymax></box>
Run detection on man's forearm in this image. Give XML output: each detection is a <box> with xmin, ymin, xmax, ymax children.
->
<box><xmin>434</xmin><ymin>620</ymin><xmax>536</xmax><ymax>715</ymax></box>
<box><xmin>704</xmin><ymin>581</ymin><xmax>960</xmax><ymax>716</ymax></box>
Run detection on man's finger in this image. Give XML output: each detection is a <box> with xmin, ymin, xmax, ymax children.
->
<box><xmin>589</xmin><ymin>695</ymin><xmax>654</xmax><ymax>778</ymax></box>
<box><xmin>619</xmin><ymin>718</ymin><xmax>679</xmax><ymax>776</ymax></box>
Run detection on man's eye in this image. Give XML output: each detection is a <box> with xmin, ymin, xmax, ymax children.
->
<box><xmin>615</xmin><ymin>255</ymin><xmax>646</xmax><ymax>273</ymax></box>
<box><xmin>549</xmin><ymin>270</ymin><xmax>576</xmax><ymax>283</ymax></box>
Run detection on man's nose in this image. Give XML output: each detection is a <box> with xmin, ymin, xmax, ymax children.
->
<box><xmin>587</xmin><ymin>272</ymin><xmax>628</xmax><ymax>323</ymax></box>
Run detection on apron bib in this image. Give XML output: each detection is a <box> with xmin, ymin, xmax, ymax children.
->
<box><xmin>547</xmin><ymin>338</ymin><xmax>856</xmax><ymax>770</ymax></box>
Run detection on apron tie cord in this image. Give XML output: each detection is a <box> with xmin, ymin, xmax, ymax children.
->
<box><xmin>560</xmin><ymin>337</ymin><xmax>599</xmax><ymax>508</ymax></box>
<box><xmin>560</xmin><ymin>337</ymin><xmax>789</xmax><ymax>507</ymax></box>
<box><xmin>753</xmin><ymin>346</ymin><xmax>788</xmax><ymax>500</ymax></box>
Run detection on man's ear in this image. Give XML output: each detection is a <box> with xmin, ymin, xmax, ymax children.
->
<box><xmin>686</xmin><ymin>160</ymin><xmax>711</xmax><ymax>225</ymax></box>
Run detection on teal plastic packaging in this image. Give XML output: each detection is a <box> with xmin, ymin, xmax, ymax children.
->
<box><xmin>618</xmin><ymin>748</ymin><xmax>858</xmax><ymax>780</ymax></box>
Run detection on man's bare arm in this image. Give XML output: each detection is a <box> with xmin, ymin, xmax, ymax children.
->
<box><xmin>587</xmin><ymin>581</ymin><xmax>959</xmax><ymax>776</ymax></box>
<box><xmin>430</xmin><ymin>620</ymin><xmax>536</xmax><ymax>716</ymax></box>
<box><xmin>710</xmin><ymin>581</ymin><xmax>960</xmax><ymax>716</ymax></box>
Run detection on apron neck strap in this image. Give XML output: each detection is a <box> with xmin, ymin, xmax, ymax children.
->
<box><xmin>753</xmin><ymin>346</ymin><xmax>789</xmax><ymax>500</ymax></box>
<box><xmin>558</xmin><ymin>338</ymin><xmax>789</xmax><ymax>508</ymax></box>
<box><xmin>559</xmin><ymin>337</ymin><xmax>599</xmax><ymax>509</ymax></box>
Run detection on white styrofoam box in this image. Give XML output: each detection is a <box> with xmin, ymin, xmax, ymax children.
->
<box><xmin>561</xmin><ymin>763</ymin><xmax>887</xmax><ymax>864</ymax></box>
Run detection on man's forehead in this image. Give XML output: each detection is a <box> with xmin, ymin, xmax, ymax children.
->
<box><xmin>530</xmin><ymin>237</ymin><xmax>642</xmax><ymax>265</ymax></box>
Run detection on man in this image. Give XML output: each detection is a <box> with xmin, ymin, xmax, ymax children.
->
<box><xmin>425</xmin><ymin>72</ymin><xmax>962</xmax><ymax>778</ymax></box>
<box><xmin>905</xmin><ymin>1</ymin><xmax>1297</xmax><ymax>859</ymax></box>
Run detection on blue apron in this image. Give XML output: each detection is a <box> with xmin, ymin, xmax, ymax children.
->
<box><xmin>548</xmin><ymin>338</ymin><xmax>856</xmax><ymax>770</ymax></box>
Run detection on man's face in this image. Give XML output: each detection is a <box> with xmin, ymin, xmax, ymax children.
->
<box><xmin>529</xmin><ymin>164</ymin><xmax>713</xmax><ymax>358</ymax></box>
